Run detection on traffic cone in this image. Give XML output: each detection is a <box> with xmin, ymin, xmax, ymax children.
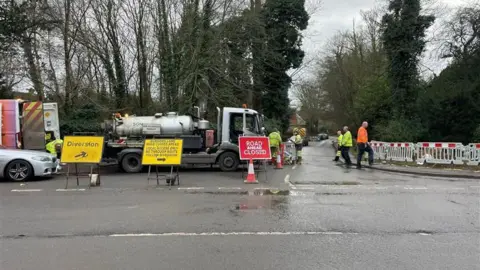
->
<box><xmin>244</xmin><ymin>159</ymin><xmax>258</xmax><ymax>184</ymax></box>
<box><xmin>275</xmin><ymin>153</ymin><xmax>283</xmax><ymax>169</ymax></box>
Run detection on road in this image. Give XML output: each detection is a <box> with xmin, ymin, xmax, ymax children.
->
<box><xmin>1</xmin><ymin>140</ymin><xmax>479</xmax><ymax>269</ymax></box>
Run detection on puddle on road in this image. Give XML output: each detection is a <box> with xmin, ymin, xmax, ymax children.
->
<box><xmin>231</xmin><ymin>196</ymin><xmax>288</xmax><ymax>212</ymax></box>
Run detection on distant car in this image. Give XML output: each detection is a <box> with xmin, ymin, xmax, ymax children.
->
<box><xmin>318</xmin><ymin>133</ymin><xmax>329</xmax><ymax>140</ymax></box>
<box><xmin>0</xmin><ymin>145</ymin><xmax>60</xmax><ymax>181</ymax></box>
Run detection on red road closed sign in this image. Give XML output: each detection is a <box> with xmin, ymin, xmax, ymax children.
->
<box><xmin>238</xmin><ymin>136</ymin><xmax>271</xmax><ymax>160</ymax></box>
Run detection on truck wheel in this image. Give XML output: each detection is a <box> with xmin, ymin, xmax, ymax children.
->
<box><xmin>218</xmin><ymin>152</ymin><xmax>239</xmax><ymax>172</ymax></box>
<box><xmin>121</xmin><ymin>153</ymin><xmax>143</xmax><ymax>173</ymax></box>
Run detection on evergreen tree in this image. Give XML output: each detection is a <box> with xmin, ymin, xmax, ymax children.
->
<box><xmin>260</xmin><ymin>0</ymin><xmax>309</xmax><ymax>132</ymax></box>
<box><xmin>381</xmin><ymin>0</ymin><xmax>434</xmax><ymax>119</ymax></box>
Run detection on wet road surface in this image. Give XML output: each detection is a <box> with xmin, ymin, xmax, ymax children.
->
<box><xmin>1</xmin><ymin>141</ymin><xmax>479</xmax><ymax>269</ymax></box>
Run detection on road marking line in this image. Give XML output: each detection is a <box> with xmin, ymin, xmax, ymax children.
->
<box><xmin>285</xmin><ymin>174</ymin><xmax>296</xmax><ymax>189</ymax></box>
<box><xmin>109</xmin><ymin>231</ymin><xmax>353</xmax><ymax>237</ymax></box>
<box><xmin>218</xmin><ymin>187</ymin><xmax>242</xmax><ymax>190</ymax></box>
<box><xmin>178</xmin><ymin>187</ymin><xmax>204</xmax><ymax>190</ymax></box>
<box><xmin>404</xmin><ymin>187</ymin><xmax>427</xmax><ymax>190</ymax></box>
<box><xmin>11</xmin><ymin>189</ymin><xmax>42</xmax><ymax>192</ymax></box>
<box><xmin>56</xmin><ymin>189</ymin><xmax>86</xmax><ymax>191</ymax></box>
<box><xmin>292</xmin><ymin>165</ymin><xmax>297</xmax><ymax>170</ymax></box>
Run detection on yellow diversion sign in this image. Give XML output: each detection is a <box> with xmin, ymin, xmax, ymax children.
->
<box><xmin>61</xmin><ymin>136</ymin><xmax>105</xmax><ymax>164</ymax></box>
<box><xmin>142</xmin><ymin>139</ymin><xmax>183</xmax><ymax>165</ymax></box>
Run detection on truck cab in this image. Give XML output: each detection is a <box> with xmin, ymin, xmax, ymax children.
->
<box><xmin>211</xmin><ymin>107</ymin><xmax>264</xmax><ymax>171</ymax></box>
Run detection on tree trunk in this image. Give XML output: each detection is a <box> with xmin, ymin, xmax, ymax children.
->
<box><xmin>22</xmin><ymin>36</ymin><xmax>44</xmax><ymax>100</ymax></box>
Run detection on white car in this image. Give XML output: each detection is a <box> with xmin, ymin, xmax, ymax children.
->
<box><xmin>0</xmin><ymin>145</ymin><xmax>60</xmax><ymax>181</ymax></box>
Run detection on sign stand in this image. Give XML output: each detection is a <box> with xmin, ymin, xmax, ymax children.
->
<box><xmin>61</xmin><ymin>135</ymin><xmax>105</xmax><ymax>189</ymax></box>
<box><xmin>142</xmin><ymin>138</ymin><xmax>183</xmax><ymax>188</ymax></box>
<box><xmin>65</xmin><ymin>163</ymin><xmax>101</xmax><ymax>189</ymax></box>
<box><xmin>147</xmin><ymin>165</ymin><xmax>180</xmax><ymax>187</ymax></box>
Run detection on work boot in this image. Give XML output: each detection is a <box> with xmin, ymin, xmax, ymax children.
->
<box><xmin>333</xmin><ymin>157</ymin><xmax>339</xmax><ymax>162</ymax></box>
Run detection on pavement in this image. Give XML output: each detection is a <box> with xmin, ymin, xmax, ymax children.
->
<box><xmin>1</xmin><ymin>140</ymin><xmax>479</xmax><ymax>269</ymax></box>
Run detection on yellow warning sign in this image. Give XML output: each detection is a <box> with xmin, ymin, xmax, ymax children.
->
<box><xmin>142</xmin><ymin>139</ymin><xmax>183</xmax><ymax>165</ymax></box>
<box><xmin>61</xmin><ymin>136</ymin><xmax>104</xmax><ymax>164</ymax></box>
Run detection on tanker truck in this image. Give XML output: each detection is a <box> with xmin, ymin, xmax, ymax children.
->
<box><xmin>102</xmin><ymin>106</ymin><xmax>265</xmax><ymax>173</ymax></box>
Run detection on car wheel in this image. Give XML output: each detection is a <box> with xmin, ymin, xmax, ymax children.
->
<box><xmin>121</xmin><ymin>153</ymin><xmax>143</xmax><ymax>173</ymax></box>
<box><xmin>218</xmin><ymin>152</ymin><xmax>240</xmax><ymax>172</ymax></box>
<box><xmin>5</xmin><ymin>160</ymin><xmax>34</xmax><ymax>181</ymax></box>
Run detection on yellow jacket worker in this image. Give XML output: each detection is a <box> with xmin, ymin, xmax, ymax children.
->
<box><xmin>46</xmin><ymin>135</ymin><xmax>63</xmax><ymax>159</ymax></box>
<box><xmin>333</xmin><ymin>130</ymin><xmax>343</xmax><ymax>162</ymax></box>
<box><xmin>268</xmin><ymin>128</ymin><xmax>282</xmax><ymax>164</ymax></box>
<box><xmin>293</xmin><ymin>128</ymin><xmax>303</xmax><ymax>164</ymax></box>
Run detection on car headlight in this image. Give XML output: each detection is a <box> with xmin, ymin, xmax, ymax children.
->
<box><xmin>32</xmin><ymin>156</ymin><xmax>52</xmax><ymax>162</ymax></box>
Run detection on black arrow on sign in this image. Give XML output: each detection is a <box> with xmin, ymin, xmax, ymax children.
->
<box><xmin>75</xmin><ymin>151</ymin><xmax>88</xmax><ymax>159</ymax></box>
<box><xmin>157</xmin><ymin>157</ymin><xmax>166</xmax><ymax>162</ymax></box>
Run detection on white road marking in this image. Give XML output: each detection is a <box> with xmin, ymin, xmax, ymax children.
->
<box><xmin>178</xmin><ymin>187</ymin><xmax>204</xmax><ymax>190</ymax></box>
<box><xmin>292</xmin><ymin>165</ymin><xmax>297</xmax><ymax>170</ymax></box>
<box><xmin>11</xmin><ymin>189</ymin><xmax>42</xmax><ymax>192</ymax></box>
<box><xmin>109</xmin><ymin>231</ymin><xmax>354</xmax><ymax>237</ymax></box>
<box><xmin>404</xmin><ymin>187</ymin><xmax>427</xmax><ymax>190</ymax></box>
<box><xmin>56</xmin><ymin>189</ymin><xmax>86</xmax><ymax>191</ymax></box>
<box><xmin>285</xmin><ymin>174</ymin><xmax>297</xmax><ymax>189</ymax></box>
<box><xmin>218</xmin><ymin>187</ymin><xmax>242</xmax><ymax>190</ymax></box>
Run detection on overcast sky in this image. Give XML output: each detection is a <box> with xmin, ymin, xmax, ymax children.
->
<box><xmin>296</xmin><ymin>0</ymin><xmax>465</xmax><ymax>82</ymax></box>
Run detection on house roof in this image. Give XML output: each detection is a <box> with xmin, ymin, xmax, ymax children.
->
<box><xmin>290</xmin><ymin>113</ymin><xmax>306</xmax><ymax>126</ymax></box>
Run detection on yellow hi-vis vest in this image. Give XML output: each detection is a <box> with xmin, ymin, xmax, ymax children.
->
<box><xmin>46</xmin><ymin>139</ymin><xmax>63</xmax><ymax>154</ymax></box>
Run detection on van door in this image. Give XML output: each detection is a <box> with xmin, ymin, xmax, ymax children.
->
<box><xmin>0</xmin><ymin>99</ymin><xmax>20</xmax><ymax>148</ymax></box>
<box><xmin>43</xmin><ymin>103</ymin><xmax>60</xmax><ymax>139</ymax></box>
<box><xmin>22</xmin><ymin>101</ymin><xmax>45</xmax><ymax>150</ymax></box>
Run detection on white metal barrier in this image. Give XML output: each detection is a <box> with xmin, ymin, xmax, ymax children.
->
<box><xmin>385</xmin><ymin>142</ymin><xmax>415</xmax><ymax>162</ymax></box>
<box><xmin>354</xmin><ymin>140</ymin><xmax>479</xmax><ymax>166</ymax></box>
<box><xmin>283</xmin><ymin>141</ymin><xmax>297</xmax><ymax>164</ymax></box>
<box><xmin>370</xmin><ymin>141</ymin><xmax>388</xmax><ymax>160</ymax></box>
<box><xmin>465</xmin><ymin>143</ymin><xmax>480</xmax><ymax>166</ymax></box>
<box><xmin>416</xmin><ymin>142</ymin><xmax>465</xmax><ymax>165</ymax></box>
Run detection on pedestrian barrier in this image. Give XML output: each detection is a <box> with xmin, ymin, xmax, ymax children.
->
<box><xmin>416</xmin><ymin>142</ymin><xmax>465</xmax><ymax>165</ymax></box>
<box><xmin>465</xmin><ymin>143</ymin><xmax>480</xmax><ymax>166</ymax></box>
<box><xmin>385</xmin><ymin>142</ymin><xmax>415</xmax><ymax>162</ymax></box>
<box><xmin>283</xmin><ymin>141</ymin><xmax>297</xmax><ymax>165</ymax></box>
<box><xmin>370</xmin><ymin>141</ymin><xmax>388</xmax><ymax>161</ymax></box>
<box><xmin>349</xmin><ymin>140</ymin><xmax>479</xmax><ymax>166</ymax></box>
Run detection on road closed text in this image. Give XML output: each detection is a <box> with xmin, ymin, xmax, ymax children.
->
<box><xmin>238</xmin><ymin>136</ymin><xmax>271</xmax><ymax>160</ymax></box>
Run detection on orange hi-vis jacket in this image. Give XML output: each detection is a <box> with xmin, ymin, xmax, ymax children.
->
<box><xmin>357</xmin><ymin>126</ymin><xmax>368</xmax><ymax>143</ymax></box>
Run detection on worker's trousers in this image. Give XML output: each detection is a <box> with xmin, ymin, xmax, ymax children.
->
<box><xmin>341</xmin><ymin>147</ymin><xmax>352</xmax><ymax>165</ymax></box>
<box><xmin>357</xmin><ymin>143</ymin><xmax>374</xmax><ymax>167</ymax></box>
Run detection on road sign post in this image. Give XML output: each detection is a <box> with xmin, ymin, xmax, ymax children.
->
<box><xmin>238</xmin><ymin>136</ymin><xmax>271</xmax><ymax>183</ymax></box>
<box><xmin>142</xmin><ymin>138</ymin><xmax>183</xmax><ymax>187</ymax></box>
<box><xmin>61</xmin><ymin>136</ymin><xmax>104</xmax><ymax>189</ymax></box>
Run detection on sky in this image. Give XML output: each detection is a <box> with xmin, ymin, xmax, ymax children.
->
<box><xmin>296</xmin><ymin>0</ymin><xmax>465</xmax><ymax>83</ymax></box>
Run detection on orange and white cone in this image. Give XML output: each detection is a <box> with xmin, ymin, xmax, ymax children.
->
<box><xmin>275</xmin><ymin>153</ymin><xmax>283</xmax><ymax>169</ymax></box>
<box><xmin>244</xmin><ymin>159</ymin><xmax>258</xmax><ymax>184</ymax></box>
